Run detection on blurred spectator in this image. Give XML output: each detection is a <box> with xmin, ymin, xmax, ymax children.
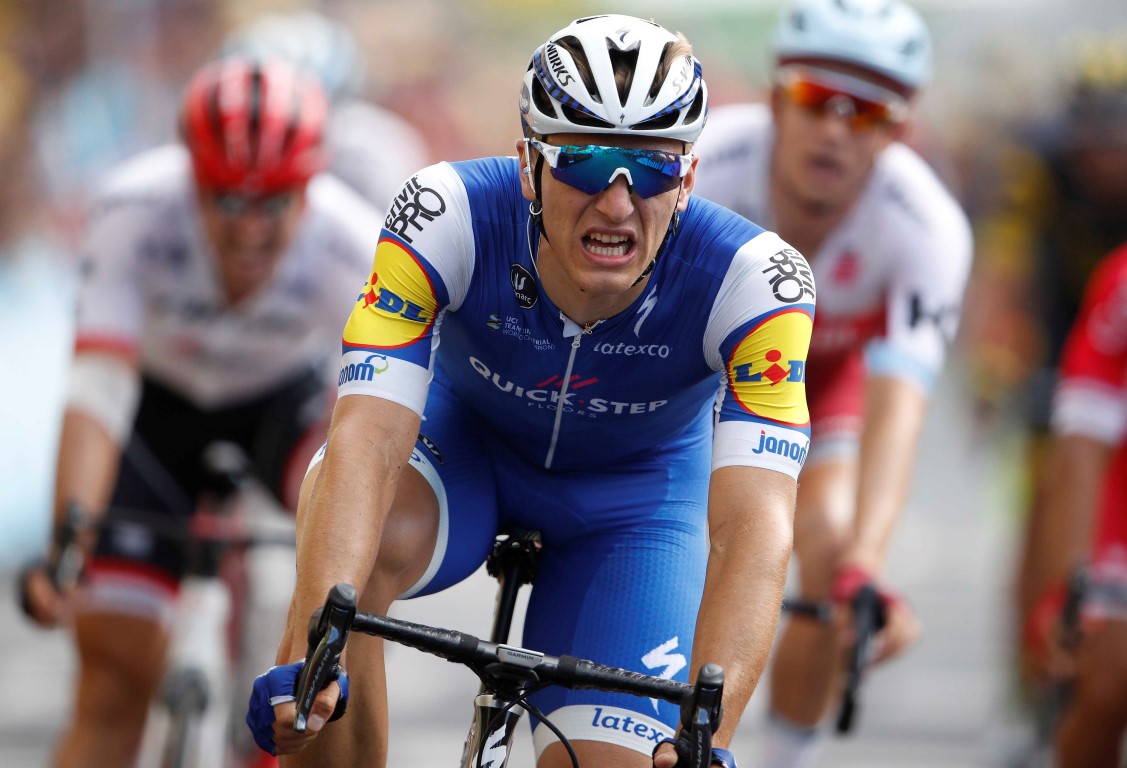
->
<box><xmin>225</xmin><ymin>8</ymin><xmax>432</xmax><ymax>211</ymax></box>
<box><xmin>27</xmin><ymin>0</ymin><xmax>223</xmax><ymax>243</ymax></box>
<box><xmin>959</xmin><ymin>31</ymin><xmax>1127</xmax><ymax>694</ymax></box>
<box><xmin>0</xmin><ymin>45</ymin><xmax>72</xmax><ymax>572</ymax></box>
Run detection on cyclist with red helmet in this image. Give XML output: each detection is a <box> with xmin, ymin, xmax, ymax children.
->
<box><xmin>20</xmin><ymin>57</ymin><xmax>381</xmax><ymax>767</ymax></box>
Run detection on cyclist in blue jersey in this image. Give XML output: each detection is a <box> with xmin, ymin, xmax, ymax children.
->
<box><xmin>247</xmin><ymin>15</ymin><xmax>816</xmax><ymax>768</ymax></box>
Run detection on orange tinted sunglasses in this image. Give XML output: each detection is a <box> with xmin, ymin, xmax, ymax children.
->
<box><xmin>776</xmin><ymin>66</ymin><xmax>909</xmax><ymax>131</ymax></box>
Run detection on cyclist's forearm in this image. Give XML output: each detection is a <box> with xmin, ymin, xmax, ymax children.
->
<box><xmin>285</xmin><ymin>395</ymin><xmax>419</xmax><ymax>661</ymax></box>
<box><xmin>692</xmin><ymin>466</ymin><xmax>794</xmax><ymax>744</ymax></box>
<box><xmin>848</xmin><ymin>375</ymin><xmax>928</xmax><ymax>572</ymax></box>
<box><xmin>53</xmin><ymin>409</ymin><xmax>124</xmax><ymax>529</ymax></box>
<box><xmin>1041</xmin><ymin>433</ymin><xmax>1110</xmax><ymax>587</ymax></box>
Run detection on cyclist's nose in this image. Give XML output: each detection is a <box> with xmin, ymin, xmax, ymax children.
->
<box><xmin>593</xmin><ymin>176</ymin><xmax>635</xmax><ymax>221</ymax></box>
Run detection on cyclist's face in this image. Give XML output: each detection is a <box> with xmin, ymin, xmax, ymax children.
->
<box><xmin>771</xmin><ymin>63</ymin><xmax>905</xmax><ymax>212</ymax></box>
<box><xmin>197</xmin><ymin>188</ymin><xmax>306</xmax><ymax>300</ymax></box>
<box><xmin>517</xmin><ymin>133</ymin><xmax>695</xmax><ymax>305</ymax></box>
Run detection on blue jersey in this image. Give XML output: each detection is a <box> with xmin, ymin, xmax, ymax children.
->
<box><xmin>338</xmin><ymin>157</ymin><xmax>814</xmax><ymax>477</ymax></box>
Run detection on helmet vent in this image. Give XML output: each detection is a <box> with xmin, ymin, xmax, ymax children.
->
<box><xmin>530</xmin><ymin>75</ymin><xmax>560</xmax><ymax>121</ymax></box>
<box><xmin>645</xmin><ymin>42</ymin><xmax>676</xmax><ymax>105</ymax></box>
<box><xmin>560</xmin><ymin>102</ymin><xmax>614</xmax><ymax>129</ymax></box>
<box><xmin>608</xmin><ymin>44</ymin><xmax>639</xmax><ymax>105</ymax></box>
<box><xmin>553</xmin><ymin>36</ymin><xmax>600</xmax><ymax>104</ymax></box>
<box><xmin>684</xmin><ymin>87</ymin><xmax>706</xmax><ymax>125</ymax></box>
<box><xmin>633</xmin><ymin>109</ymin><xmax>679</xmax><ymax>132</ymax></box>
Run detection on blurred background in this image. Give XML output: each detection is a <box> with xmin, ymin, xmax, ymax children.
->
<box><xmin>2</xmin><ymin>0</ymin><xmax>1126</xmax><ymax>765</ymax></box>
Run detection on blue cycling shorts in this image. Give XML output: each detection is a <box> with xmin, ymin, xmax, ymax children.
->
<box><xmin>399</xmin><ymin>379</ymin><xmax>712</xmax><ymax>757</ymax></box>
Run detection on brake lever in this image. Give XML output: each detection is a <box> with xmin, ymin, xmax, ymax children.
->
<box><xmin>294</xmin><ymin>583</ymin><xmax>356</xmax><ymax>733</ymax></box>
<box><xmin>676</xmin><ymin>663</ymin><xmax>724</xmax><ymax>767</ymax></box>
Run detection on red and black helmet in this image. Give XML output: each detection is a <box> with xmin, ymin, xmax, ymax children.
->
<box><xmin>180</xmin><ymin>57</ymin><xmax>329</xmax><ymax>194</ymax></box>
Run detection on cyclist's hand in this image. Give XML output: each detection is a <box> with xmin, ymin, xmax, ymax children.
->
<box><xmin>832</xmin><ymin>565</ymin><xmax>919</xmax><ymax>664</ymax></box>
<box><xmin>652</xmin><ymin>737</ymin><xmax>737</xmax><ymax>767</ymax></box>
<box><xmin>247</xmin><ymin>661</ymin><xmax>349</xmax><ymax>755</ymax></box>
<box><xmin>18</xmin><ymin>561</ymin><xmax>68</xmax><ymax>628</ymax></box>
<box><xmin>1024</xmin><ymin>584</ymin><xmax>1080</xmax><ymax>681</ymax></box>
<box><xmin>652</xmin><ymin>739</ymin><xmax>679</xmax><ymax>768</ymax></box>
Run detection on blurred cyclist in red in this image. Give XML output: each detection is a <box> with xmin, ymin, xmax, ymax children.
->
<box><xmin>1033</xmin><ymin>238</ymin><xmax>1127</xmax><ymax>767</ymax></box>
<box><xmin>20</xmin><ymin>57</ymin><xmax>380</xmax><ymax>767</ymax></box>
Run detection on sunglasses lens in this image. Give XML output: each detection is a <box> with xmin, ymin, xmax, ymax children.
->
<box><xmin>547</xmin><ymin>146</ymin><xmax>686</xmax><ymax>198</ymax></box>
<box><xmin>783</xmin><ymin>76</ymin><xmax>901</xmax><ymax>130</ymax></box>
<box><xmin>212</xmin><ymin>192</ymin><xmax>295</xmax><ymax>217</ymax></box>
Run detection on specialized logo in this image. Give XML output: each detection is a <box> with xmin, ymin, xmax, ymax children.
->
<box><xmin>343</xmin><ymin>239</ymin><xmax>437</xmax><ymax>350</ymax></box>
<box><xmin>633</xmin><ymin>286</ymin><xmax>658</xmax><ymax>337</ymax></box>
<box><xmin>384</xmin><ymin>176</ymin><xmax>446</xmax><ymax>244</ymax></box>
<box><xmin>338</xmin><ymin>353</ymin><xmax>389</xmax><ymax>385</ymax></box>
<box><xmin>642</xmin><ymin>638</ymin><xmax>686</xmax><ymax>715</ymax></box>
<box><xmin>727</xmin><ymin>308</ymin><xmax>812</xmax><ymax>426</ymax></box>
<box><xmin>763</xmin><ymin>249</ymin><xmax>816</xmax><ymax>304</ymax></box>
<box><xmin>510</xmin><ymin>264</ymin><xmax>538</xmax><ymax>309</ymax></box>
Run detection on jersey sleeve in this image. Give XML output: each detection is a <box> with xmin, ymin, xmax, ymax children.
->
<box><xmin>1051</xmin><ymin>250</ymin><xmax>1127</xmax><ymax>446</ymax></box>
<box><xmin>72</xmin><ymin>200</ymin><xmax>148</xmax><ymax>359</ymax></box>
<box><xmin>865</xmin><ymin>193</ymin><xmax>973</xmax><ymax>391</ymax></box>
<box><xmin>707</xmin><ymin>231</ymin><xmax>816</xmax><ymax>479</ymax></box>
<box><xmin>337</xmin><ymin>162</ymin><xmax>475</xmax><ymax>416</ymax></box>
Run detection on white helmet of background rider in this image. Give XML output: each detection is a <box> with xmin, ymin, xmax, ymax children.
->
<box><xmin>224</xmin><ymin>11</ymin><xmax>366</xmax><ymax>103</ymax></box>
<box><xmin>773</xmin><ymin>0</ymin><xmax>932</xmax><ymax>92</ymax></box>
<box><xmin>520</xmin><ymin>14</ymin><xmax>708</xmax><ymax>144</ymax></box>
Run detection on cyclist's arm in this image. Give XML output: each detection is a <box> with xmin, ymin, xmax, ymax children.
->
<box><xmin>282</xmin><ymin>393</ymin><xmax>421</xmax><ymax>664</ymax></box>
<box><xmin>848</xmin><ymin>182</ymin><xmax>972</xmax><ymax>573</ymax></box>
<box><xmin>843</xmin><ymin>375</ymin><xmax>927</xmax><ymax>572</ymax></box>
<box><xmin>691</xmin><ymin>465</ymin><xmax>794</xmax><ymax>748</ymax></box>
<box><xmin>1040</xmin><ymin>433</ymin><xmax>1112</xmax><ymax>590</ymax></box>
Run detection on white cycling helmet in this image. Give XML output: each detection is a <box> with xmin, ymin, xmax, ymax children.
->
<box><xmin>224</xmin><ymin>11</ymin><xmax>366</xmax><ymax>103</ymax></box>
<box><xmin>772</xmin><ymin>0</ymin><xmax>932</xmax><ymax>91</ymax></box>
<box><xmin>520</xmin><ymin>14</ymin><xmax>708</xmax><ymax>143</ymax></box>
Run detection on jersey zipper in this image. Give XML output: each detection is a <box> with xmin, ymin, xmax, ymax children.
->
<box><xmin>544</xmin><ymin>317</ymin><xmax>600</xmax><ymax>468</ymax></box>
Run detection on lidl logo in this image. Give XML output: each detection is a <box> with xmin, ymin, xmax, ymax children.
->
<box><xmin>343</xmin><ymin>238</ymin><xmax>438</xmax><ymax>350</ymax></box>
<box><xmin>727</xmin><ymin>308</ymin><xmax>812</xmax><ymax>427</ymax></box>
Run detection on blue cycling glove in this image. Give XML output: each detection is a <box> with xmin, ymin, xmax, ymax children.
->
<box><xmin>246</xmin><ymin>660</ymin><xmax>350</xmax><ymax>755</ymax></box>
<box><xmin>653</xmin><ymin>737</ymin><xmax>737</xmax><ymax>768</ymax></box>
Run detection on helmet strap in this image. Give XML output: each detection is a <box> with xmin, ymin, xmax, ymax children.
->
<box><xmin>629</xmin><ymin>184</ymin><xmax>684</xmax><ymax>288</ymax></box>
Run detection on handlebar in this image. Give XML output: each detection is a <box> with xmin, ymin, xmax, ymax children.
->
<box><xmin>296</xmin><ymin>583</ymin><xmax>726</xmax><ymax>765</ymax></box>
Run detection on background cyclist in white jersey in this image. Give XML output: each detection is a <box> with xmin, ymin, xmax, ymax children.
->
<box><xmin>19</xmin><ymin>57</ymin><xmax>381</xmax><ymax>768</ymax></box>
<box><xmin>693</xmin><ymin>1</ymin><xmax>972</xmax><ymax>765</ymax></box>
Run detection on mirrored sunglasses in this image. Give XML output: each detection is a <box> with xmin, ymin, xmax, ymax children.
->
<box><xmin>210</xmin><ymin>191</ymin><xmax>298</xmax><ymax>218</ymax></box>
<box><xmin>527</xmin><ymin>139</ymin><xmax>693</xmax><ymax>199</ymax></box>
<box><xmin>775</xmin><ymin>66</ymin><xmax>909</xmax><ymax>131</ymax></box>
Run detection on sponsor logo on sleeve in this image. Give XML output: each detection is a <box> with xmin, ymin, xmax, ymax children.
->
<box><xmin>763</xmin><ymin>248</ymin><xmax>816</xmax><ymax>304</ymax></box>
<box><xmin>727</xmin><ymin>308</ymin><xmax>812</xmax><ymax>427</ymax></box>
<box><xmin>342</xmin><ymin>238</ymin><xmax>437</xmax><ymax>350</ymax></box>
<box><xmin>384</xmin><ymin>176</ymin><xmax>446</xmax><ymax>244</ymax></box>
<box><xmin>510</xmin><ymin>264</ymin><xmax>538</xmax><ymax>309</ymax></box>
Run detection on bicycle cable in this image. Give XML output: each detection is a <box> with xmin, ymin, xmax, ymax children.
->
<box><xmin>474</xmin><ymin>680</ymin><xmax>580</xmax><ymax>768</ymax></box>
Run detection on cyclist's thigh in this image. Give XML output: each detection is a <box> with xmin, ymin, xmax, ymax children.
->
<box><xmin>515</xmin><ymin>452</ymin><xmax>710</xmax><ymax>759</ymax></box>
<box><xmin>71</xmin><ymin>611</ymin><xmax>170</xmax><ymax>716</ymax></box>
<box><xmin>86</xmin><ymin>379</ymin><xmax>207</xmax><ymax>626</ymax></box>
